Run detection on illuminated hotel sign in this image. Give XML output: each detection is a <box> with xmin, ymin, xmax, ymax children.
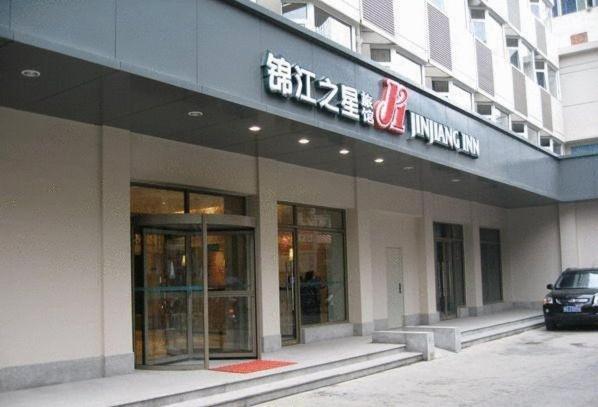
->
<box><xmin>408</xmin><ymin>112</ymin><xmax>480</xmax><ymax>158</ymax></box>
<box><xmin>262</xmin><ymin>50</ymin><xmax>479</xmax><ymax>158</ymax></box>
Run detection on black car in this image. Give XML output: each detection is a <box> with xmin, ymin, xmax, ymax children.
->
<box><xmin>543</xmin><ymin>268</ymin><xmax>598</xmax><ymax>330</ymax></box>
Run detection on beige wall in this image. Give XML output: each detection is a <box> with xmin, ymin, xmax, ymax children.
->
<box><xmin>4</xmin><ymin>105</ymin><xmax>593</xmax><ymax>380</ymax></box>
<box><xmin>505</xmin><ymin>205</ymin><xmax>561</xmax><ymax>303</ymax></box>
<box><xmin>0</xmin><ymin>108</ymin><xmax>103</xmax><ymax>368</ymax></box>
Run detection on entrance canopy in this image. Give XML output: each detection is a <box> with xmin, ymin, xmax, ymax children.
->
<box><xmin>0</xmin><ymin>0</ymin><xmax>596</xmax><ymax>207</ymax></box>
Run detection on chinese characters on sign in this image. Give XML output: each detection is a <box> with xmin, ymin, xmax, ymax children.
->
<box><xmin>262</xmin><ymin>50</ymin><xmax>379</xmax><ymax>128</ymax></box>
<box><xmin>261</xmin><ymin>50</ymin><xmax>479</xmax><ymax>158</ymax></box>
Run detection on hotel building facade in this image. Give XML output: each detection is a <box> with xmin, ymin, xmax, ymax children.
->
<box><xmin>1</xmin><ymin>0</ymin><xmax>598</xmax><ymax>392</ymax></box>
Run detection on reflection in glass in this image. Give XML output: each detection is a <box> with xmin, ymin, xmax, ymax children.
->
<box><xmin>298</xmin><ymin>231</ymin><xmax>345</xmax><ymax>325</ymax></box>
<box><xmin>278</xmin><ymin>231</ymin><xmax>297</xmax><ymax>342</ymax></box>
<box><xmin>208</xmin><ymin>234</ymin><xmax>248</xmax><ymax>291</ymax></box>
<box><xmin>314</xmin><ymin>7</ymin><xmax>352</xmax><ymax>50</ymax></box>
<box><xmin>208</xmin><ymin>297</ymin><xmax>252</xmax><ymax>353</ymax></box>
<box><xmin>144</xmin><ymin>234</ymin><xmax>186</xmax><ymax>288</ymax></box>
<box><xmin>296</xmin><ymin>206</ymin><xmax>343</xmax><ymax>229</ymax></box>
<box><xmin>277</xmin><ymin>204</ymin><xmax>294</xmax><ymax>225</ymax></box>
<box><xmin>131</xmin><ymin>186</ymin><xmax>184</xmax><ymax>215</ymax></box>
<box><xmin>189</xmin><ymin>193</ymin><xmax>245</xmax><ymax>215</ymax></box>
<box><xmin>146</xmin><ymin>292</ymin><xmax>188</xmax><ymax>363</ymax></box>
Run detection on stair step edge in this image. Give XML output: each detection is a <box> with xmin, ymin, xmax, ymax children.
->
<box><xmin>168</xmin><ymin>352</ymin><xmax>423</xmax><ymax>407</ymax></box>
<box><xmin>461</xmin><ymin>315</ymin><xmax>544</xmax><ymax>335</ymax></box>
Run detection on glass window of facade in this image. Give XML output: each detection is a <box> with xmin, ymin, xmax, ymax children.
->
<box><xmin>450</xmin><ymin>83</ymin><xmax>472</xmax><ymax>110</ymax></box>
<box><xmin>470</xmin><ymin>9</ymin><xmax>487</xmax><ymax>43</ymax></box>
<box><xmin>314</xmin><ymin>7</ymin><xmax>353</xmax><ymax>50</ymax></box>
<box><xmin>282</xmin><ymin>2</ymin><xmax>308</xmax><ymax>26</ymax></box>
<box><xmin>429</xmin><ymin>0</ymin><xmax>445</xmax><ymax>11</ymax></box>
<box><xmin>571</xmin><ymin>143</ymin><xmax>598</xmax><ymax>156</ymax></box>
<box><xmin>277</xmin><ymin>203</ymin><xmax>347</xmax><ymax>327</ymax></box>
<box><xmin>131</xmin><ymin>185</ymin><xmax>246</xmax><ymax>216</ymax></box>
<box><xmin>393</xmin><ymin>52</ymin><xmax>422</xmax><ymax>84</ymax></box>
<box><xmin>507</xmin><ymin>37</ymin><xmax>520</xmax><ymax>68</ymax></box>
<box><xmin>370</xmin><ymin>48</ymin><xmax>391</xmax><ymax>63</ymax></box>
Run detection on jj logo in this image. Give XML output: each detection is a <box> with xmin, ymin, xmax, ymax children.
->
<box><xmin>373</xmin><ymin>79</ymin><xmax>409</xmax><ymax>134</ymax></box>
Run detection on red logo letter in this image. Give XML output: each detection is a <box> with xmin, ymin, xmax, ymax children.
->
<box><xmin>373</xmin><ymin>79</ymin><xmax>409</xmax><ymax>134</ymax></box>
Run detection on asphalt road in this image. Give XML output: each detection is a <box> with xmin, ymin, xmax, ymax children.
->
<box><xmin>260</xmin><ymin>327</ymin><xmax>598</xmax><ymax>406</ymax></box>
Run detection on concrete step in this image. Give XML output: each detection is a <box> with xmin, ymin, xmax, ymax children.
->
<box><xmin>118</xmin><ymin>345</ymin><xmax>409</xmax><ymax>407</ymax></box>
<box><xmin>167</xmin><ymin>352</ymin><xmax>424</xmax><ymax>407</ymax></box>
<box><xmin>461</xmin><ymin>315</ymin><xmax>544</xmax><ymax>349</ymax></box>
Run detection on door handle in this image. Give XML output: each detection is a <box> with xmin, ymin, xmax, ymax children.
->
<box><xmin>398</xmin><ymin>283</ymin><xmax>402</xmax><ymax>294</ymax></box>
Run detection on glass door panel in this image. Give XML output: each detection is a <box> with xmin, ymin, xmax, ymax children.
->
<box><xmin>278</xmin><ymin>231</ymin><xmax>297</xmax><ymax>344</ymax></box>
<box><xmin>207</xmin><ymin>231</ymin><xmax>255</xmax><ymax>357</ymax></box>
<box><xmin>136</xmin><ymin>223</ymin><xmax>256</xmax><ymax>366</ymax></box>
<box><xmin>297</xmin><ymin>231</ymin><xmax>346</xmax><ymax>325</ymax></box>
<box><xmin>143</xmin><ymin>232</ymin><xmax>192</xmax><ymax>364</ymax></box>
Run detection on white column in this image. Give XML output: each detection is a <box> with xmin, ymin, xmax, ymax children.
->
<box><xmin>251</xmin><ymin>158</ymin><xmax>281</xmax><ymax>353</ymax></box>
<box><xmin>346</xmin><ymin>179</ymin><xmax>375</xmax><ymax>335</ymax></box>
<box><xmin>419</xmin><ymin>192</ymin><xmax>438</xmax><ymax>324</ymax></box>
<box><xmin>100</xmin><ymin>126</ymin><xmax>134</xmax><ymax>376</ymax></box>
<box><xmin>464</xmin><ymin>203</ymin><xmax>483</xmax><ymax>314</ymax></box>
<box><xmin>558</xmin><ymin>203</ymin><xmax>579</xmax><ymax>269</ymax></box>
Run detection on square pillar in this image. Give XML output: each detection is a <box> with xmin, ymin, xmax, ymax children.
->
<box><xmin>100</xmin><ymin>126</ymin><xmax>134</xmax><ymax>375</ymax></box>
<box><xmin>558</xmin><ymin>203</ymin><xmax>578</xmax><ymax>269</ymax></box>
<box><xmin>463</xmin><ymin>213</ymin><xmax>483</xmax><ymax>315</ymax></box>
<box><xmin>419</xmin><ymin>192</ymin><xmax>439</xmax><ymax>324</ymax></box>
<box><xmin>250</xmin><ymin>158</ymin><xmax>281</xmax><ymax>353</ymax></box>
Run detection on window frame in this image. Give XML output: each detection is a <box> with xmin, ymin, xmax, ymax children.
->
<box><xmin>277</xmin><ymin>202</ymin><xmax>349</xmax><ymax>326</ymax></box>
<box><xmin>130</xmin><ymin>182</ymin><xmax>247</xmax><ymax>216</ymax></box>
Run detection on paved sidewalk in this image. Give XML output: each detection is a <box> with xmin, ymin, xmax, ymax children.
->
<box><xmin>262</xmin><ymin>327</ymin><xmax>598</xmax><ymax>406</ymax></box>
<box><xmin>0</xmin><ymin>336</ymin><xmax>399</xmax><ymax>407</ymax></box>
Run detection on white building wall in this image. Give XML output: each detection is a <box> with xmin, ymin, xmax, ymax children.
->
<box><xmin>505</xmin><ymin>205</ymin><xmax>561</xmax><ymax>304</ymax></box>
<box><xmin>0</xmin><ymin>108</ymin><xmax>103</xmax><ymax>369</ymax></box>
<box><xmin>1</xmin><ymin>106</ymin><xmax>584</xmax><ymax>390</ymax></box>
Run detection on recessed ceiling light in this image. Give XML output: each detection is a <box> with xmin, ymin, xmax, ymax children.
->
<box><xmin>339</xmin><ymin>148</ymin><xmax>350</xmax><ymax>155</ymax></box>
<box><xmin>403</xmin><ymin>166</ymin><xmax>415</xmax><ymax>171</ymax></box>
<box><xmin>298</xmin><ymin>138</ymin><xmax>310</xmax><ymax>144</ymax></box>
<box><xmin>248</xmin><ymin>125</ymin><xmax>261</xmax><ymax>132</ymax></box>
<box><xmin>451</xmin><ymin>178</ymin><xmax>461</xmax><ymax>183</ymax></box>
<box><xmin>187</xmin><ymin>111</ymin><xmax>203</xmax><ymax>117</ymax></box>
<box><xmin>21</xmin><ymin>69</ymin><xmax>41</xmax><ymax>78</ymax></box>
<box><xmin>374</xmin><ymin>157</ymin><xmax>384</xmax><ymax>164</ymax></box>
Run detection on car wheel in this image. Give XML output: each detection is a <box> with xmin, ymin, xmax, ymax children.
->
<box><xmin>545</xmin><ymin>320</ymin><xmax>558</xmax><ymax>331</ymax></box>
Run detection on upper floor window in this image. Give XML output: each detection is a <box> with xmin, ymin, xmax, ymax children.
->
<box><xmin>282</xmin><ymin>2</ymin><xmax>308</xmax><ymax>26</ymax></box>
<box><xmin>547</xmin><ymin>65</ymin><xmax>559</xmax><ymax>98</ymax></box>
<box><xmin>470</xmin><ymin>9</ymin><xmax>487</xmax><ymax>43</ymax></box>
<box><xmin>281</xmin><ymin>2</ymin><xmax>355</xmax><ymax>50</ymax></box>
<box><xmin>507</xmin><ymin>37</ymin><xmax>520</xmax><ymax>68</ymax></box>
<box><xmin>429</xmin><ymin>0</ymin><xmax>445</xmax><ymax>11</ymax></box>
<box><xmin>535</xmin><ymin>58</ymin><xmax>547</xmax><ymax>89</ymax></box>
<box><xmin>530</xmin><ymin>0</ymin><xmax>541</xmax><ymax>17</ymax></box>
<box><xmin>314</xmin><ymin>7</ymin><xmax>353</xmax><ymax>50</ymax></box>
<box><xmin>370</xmin><ymin>48</ymin><xmax>391</xmax><ymax>63</ymax></box>
<box><xmin>557</xmin><ymin>0</ymin><xmax>596</xmax><ymax>15</ymax></box>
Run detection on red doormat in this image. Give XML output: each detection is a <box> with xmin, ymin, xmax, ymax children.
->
<box><xmin>211</xmin><ymin>360</ymin><xmax>296</xmax><ymax>374</ymax></box>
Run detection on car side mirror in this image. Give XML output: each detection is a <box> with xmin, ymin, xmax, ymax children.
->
<box><xmin>546</xmin><ymin>284</ymin><xmax>554</xmax><ymax>290</ymax></box>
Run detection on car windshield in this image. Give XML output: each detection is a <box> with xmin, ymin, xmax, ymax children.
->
<box><xmin>556</xmin><ymin>270</ymin><xmax>598</xmax><ymax>289</ymax></box>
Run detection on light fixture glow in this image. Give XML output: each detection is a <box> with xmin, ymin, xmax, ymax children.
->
<box><xmin>403</xmin><ymin>166</ymin><xmax>415</xmax><ymax>171</ymax></box>
<box><xmin>374</xmin><ymin>158</ymin><xmax>384</xmax><ymax>164</ymax></box>
<box><xmin>339</xmin><ymin>148</ymin><xmax>350</xmax><ymax>155</ymax></box>
<box><xmin>21</xmin><ymin>69</ymin><xmax>41</xmax><ymax>78</ymax></box>
<box><xmin>298</xmin><ymin>138</ymin><xmax>310</xmax><ymax>144</ymax></box>
<box><xmin>248</xmin><ymin>125</ymin><xmax>262</xmax><ymax>132</ymax></box>
<box><xmin>187</xmin><ymin>111</ymin><xmax>204</xmax><ymax>117</ymax></box>
<box><xmin>451</xmin><ymin>178</ymin><xmax>461</xmax><ymax>183</ymax></box>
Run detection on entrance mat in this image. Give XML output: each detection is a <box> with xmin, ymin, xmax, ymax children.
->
<box><xmin>211</xmin><ymin>360</ymin><xmax>296</xmax><ymax>374</ymax></box>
